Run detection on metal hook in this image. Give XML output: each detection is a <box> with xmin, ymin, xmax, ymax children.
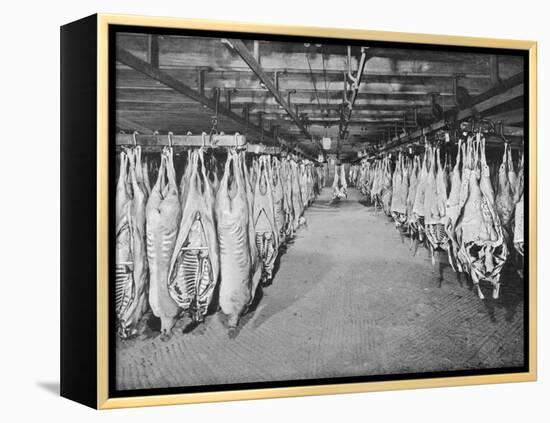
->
<box><xmin>133</xmin><ymin>131</ymin><xmax>139</xmax><ymax>147</ymax></box>
<box><xmin>234</xmin><ymin>132</ymin><xmax>240</xmax><ymax>148</ymax></box>
<box><xmin>201</xmin><ymin>132</ymin><xmax>207</xmax><ymax>148</ymax></box>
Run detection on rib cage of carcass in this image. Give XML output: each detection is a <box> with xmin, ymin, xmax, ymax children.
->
<box><xmin>168</xmin><ymin>149</ymin><xmax>220</xmax><ymax>323</ymax></box>
<box><xmin>253</xmin><ymin>155</ymin><xmax>280</xmax><ymax>286</ymax></box>
<box><xmin>423</xmin><ymin>146</ymin><xmax>453</xmax><ymax>265</ymax></box>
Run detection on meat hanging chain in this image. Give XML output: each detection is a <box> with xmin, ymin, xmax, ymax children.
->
<box><xmin>356</xmin><ymin>133</ymin><xmax>523</xmax><ymax>300</ymax></box>
<box><xmin>115</xmin><ymin>143</ymin><xmax>320</xmax><ymax>339</ymax></box>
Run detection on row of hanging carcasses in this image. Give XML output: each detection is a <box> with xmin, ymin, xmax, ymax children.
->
<box><xmin>348</xmin><ymin>135</ymin><xmax>524</xmax><ymax>300</ymax></box>
<box><xmin>115</xmin><ymin>146</ymin><xmax>324</xmax><ymax>340</ymax></box>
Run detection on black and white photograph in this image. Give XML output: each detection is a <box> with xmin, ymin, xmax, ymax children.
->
<box><xmin>112</xmin><ymin>28</ymin><xmax>528</xmax><ymax>394</ymax></box>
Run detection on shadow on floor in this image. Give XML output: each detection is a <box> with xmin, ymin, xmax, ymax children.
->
<box><xmin>36</xmin><ymin>381</ymin><xmax>59</xmax><ymax>396</ymax></box>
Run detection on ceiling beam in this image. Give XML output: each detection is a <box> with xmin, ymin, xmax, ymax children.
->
<box><xmin>117</xmin><ymin>46</ymin><xmax>273</xmax><ymax>139</ymax></box>
<box><xmin>117</xmin><ymin>47</ymin><xmax>317</xmax><ymax>159</ymax></box>
<box><xmin>225</xmin><ymin>39</ymin><xmax>312</xmax><ymax>140</ymax></box>
<box><xmin>116</xmin><ymin>91</ymin><xmax>436</xmax><ymax>111</ymax></box>
<box><xmin>116</xmin><ymin>101</ymin><xmax>411</xmax><ymax>117</ymax></box>
<box><xmin>116</xmin><ymin>63</ymin><xmax>493</xmax><ymax>79</ymax></box>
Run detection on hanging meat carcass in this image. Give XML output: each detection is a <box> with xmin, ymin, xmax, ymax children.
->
<box><xmin>391</xmin><ymin>154</ymin><xmax>408</xmax><ymax>228</ymax></box>
<box><xmin>399</xmin><ymin>157</ymin><xmax>410</xmax><ymax>223</ymax></box>
<box><xmin>514</xmin><ymin>152</ymin><xmax>524</xmax><ymax>205</ymax></box>
<box><xmin>406</xmin><ymin>156</ymin><xmax>420</xmax><ymax>235</ymax></box>
<box><xmin>281</xmin><ymin>158</ymin><xmax>295</xmax><ymax>239</ymax></box>
<box><xmin>115</xmin><ymin>147</ymin><xmax>150</xmax><ymax>339</ymax></box>
<box><xmin>349</xmin><ymin>164</ymin><xmax>359</xmax><ymax>187</ymax></box>
<box><xmin>512</xmin><ymin>152</ymin><xmax>525</xmax><ymax>276</ymax></box>
<box><xmin>271</xmin><ymin>157</ymin><xmax>288</xmax><ymax>244</ymax></box>
<box><xmin>495</xmin><ymin>144</ymin><xmax>514</xmax><ymax>242</ymax></box>
<box><xmin>359</xmin><ymin>160</ymin><xmax>370</xmax><ymax>196</ymax></box>
<box><xmin>390</xmin><ymin>157</ymin><xmax>401</xmax><ymax>215</ymax></box>
<box><xmin>240</xmin><ymin>151</ymin><xmax>263</xmax><ymax>284</ymax></box>
<box><xmin>370</xmin><ymin>160</ymin><xmax>383</xmax><ymax>209</ymax></box>
<box><xmin>317</xmin><ymin>165</ymin><xmax>326</xmax><ymax>191</ymax></box>
<box><xmin>340</xmin><ymin>163</ymin><xmax>348</xmax><ymax>197</ymax></box>
<box><xmin>116</xmin><ymin>151</ymin><xmax>132</xmax><ymax>336</ymax></box>
<box><xmin>298</xmin><ymin>162</ymin><xmax>308</xmax><ymax>208</ymax></box>
<box><xmin>168</xmin><ymin>149</ymin><xmax>220</xmax><ymax>324</ymax></box>
<box><xmin>307</xmin><ymin>164</ymin><xmax>316</xmax><ymax>205</ymax></box>
<box><xmin>291</xmin><ymin>160</ymin><xmax>305</xmax><ymax>228</ymax></box>
<box><xmin>380</xmin><ymin>157</ymin><xmax>393</xmax><ymax>216</ymax></box>
<box><xmin>216</xmin><ymin>150</ymin><xmax>257</xmax><ymax>329</ymax></box>
<box><xmin>507</xmin><ymin>147</ymin><xmax>518</xmax><ymax>198</ymax></box>
<box><xmin>453</xmin><ymin>135</ymin><xmax>508</xmax><ymax>299</ymax></box>
<box><xmin>412</xmin><ymin>146</ymin><xmax>429</xmax><ymax>242</ymax></box>
<box><xmin>514</xmin><ymin>193</ymin><xmax>524</xmax><ymax>257</ymax></box>
<box><xmin>445</xmin><ymin>139</ymin><xmax>464</xmax><ymax>271</ymax></box>
<box><xmin>331</xmin><ymin>164</ymin><xmax>342</xmax><ymax>200</ymax></box>
<box><xmin>253</xmin><ymin>155</ymin><xmax>280</xmax><ymax>285</ymax></box>
<box><xmin>312</xmin><ymin>165</ymin><xmax>321</xmax><ymax>196</ymax></box>
<box><xmin>424</xmin><ymin>147</ymin><xmax>450</xmax><ymax>264</ymax></box>
<box><xmin>331</xmin><ymin>163</ymin><xmax>340</xmax><ymax>199</ymax></box>
<box><xmin>145</xmin><ymin>146</ymin><xmax>182</xmax><ymax>339</ymax></box>
<box><xmin>298</xmin><ymin>163</ymin><xmax>307</xmax><ymax>208</ymax></box>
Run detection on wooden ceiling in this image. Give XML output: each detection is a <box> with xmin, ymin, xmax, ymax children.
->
<box><xmin>116</xmin><ymin>32</ymin><xmax>524</xmax><ymax>160</ymax></box>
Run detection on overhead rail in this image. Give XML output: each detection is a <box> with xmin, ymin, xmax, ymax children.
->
<box><xmin>379</xmin><ymin>72</ymin><xmax>524</xmax><ymax>152</ymax></box>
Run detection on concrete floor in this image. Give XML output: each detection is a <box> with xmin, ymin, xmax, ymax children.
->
<box><xmin>116</xmin><ymin>188</ymin><xmax>524</xmax><ymax>390</ymax></box>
